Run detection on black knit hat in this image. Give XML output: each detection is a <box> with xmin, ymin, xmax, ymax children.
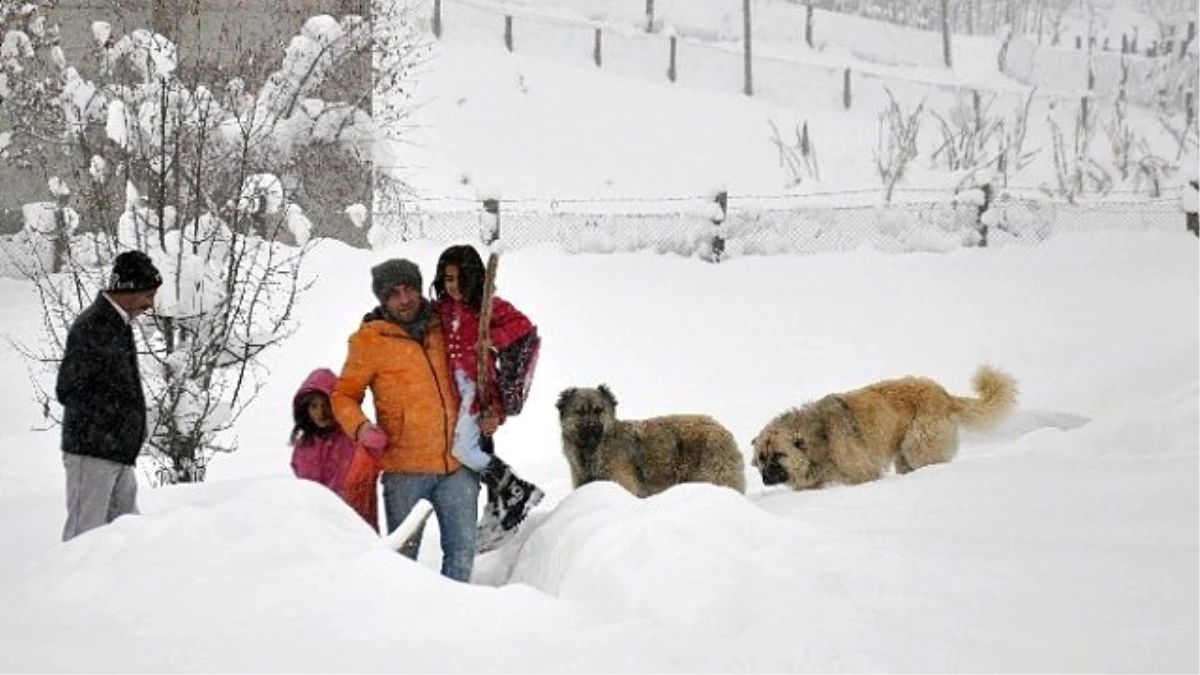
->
<box><xmin>371</xmin><ymin>259</ymin><xmax>422</xmax><ymax>304</ymax></box>
<box><xmin>107</xmin><ymin>250</ymin><xmax>162</xmax><ymax>293</ymax></box>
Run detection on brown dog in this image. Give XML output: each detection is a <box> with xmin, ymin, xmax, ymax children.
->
<box><xmin>751</xmin><ymin>366</ymin><xmax>1017</xmax><ymax>490</ymax></box>
<box><xmin>557</xmin><ymin>385</ymin><xmax>746</xmax><ymax>497</ymax></box>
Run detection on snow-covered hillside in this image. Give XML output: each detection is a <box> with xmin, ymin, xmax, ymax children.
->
<box><xmin>388</xmin><ymin>0</ymin><xmax>1193</xmax><ymax>205</ymax></box>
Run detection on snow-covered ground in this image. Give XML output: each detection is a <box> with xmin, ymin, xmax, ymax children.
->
<box><xmin>0</xmin><ymin>229</ymin><xmax>1196</xmax><ymax>672</ymax></box>
<box><xmin>0</xmin><ymin>0</ymin><xmax>1197</xmax><ymax>671</ymax></box>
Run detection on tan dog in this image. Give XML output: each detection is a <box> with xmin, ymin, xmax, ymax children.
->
<box><xmin>557</xmin><ymin>385</ymin><xmax>746</xmax><ymax>497</ymax></box>
<box><xmin>752</xmin><ymin>366</ymin><xmax>1017</xmax><ymax>490</ymax></box>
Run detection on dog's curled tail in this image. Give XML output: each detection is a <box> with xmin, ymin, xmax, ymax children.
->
<box><xmin>954</xmin><ymin>365</ymin><xmax>1017</xmax><ymax>430</ymax></box>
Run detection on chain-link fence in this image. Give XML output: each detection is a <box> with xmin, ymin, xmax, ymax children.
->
<box><xmin>370</xmin><ymin>192</ymin><xmax>1189</xmax><ymax>258</ymax></box>
<box><xmin>0</xmin><ymin>192</ymin><xmax>1188</xmax><ymax>279</ymax></box>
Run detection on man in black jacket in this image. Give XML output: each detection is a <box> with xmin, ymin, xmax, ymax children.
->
<box><xmin>57</xmin><ymin>250</ymin><xmax>162</xmax><ymax>541</ymax></box>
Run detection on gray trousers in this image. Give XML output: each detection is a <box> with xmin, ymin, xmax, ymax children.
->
<box><xmin>62</xmin><ymin>453</ymin><xmax>139</xmax><ymax>541</ymax></box>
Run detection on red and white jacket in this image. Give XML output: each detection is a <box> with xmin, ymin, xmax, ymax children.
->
<box><xmin>433</xmin><ymin>295</ymin><xmax>533</xmax><ymax>416</ymax></box>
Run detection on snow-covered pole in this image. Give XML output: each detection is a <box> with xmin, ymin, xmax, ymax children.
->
<box><xmin>481</xmin><ymin>197</ymin><xmax>500</xmax><ymax>245</ymax></box>
<box><xmin>48</xmin><ymin>177</ymin><xmax>73</xmax><ymax>273</ymax></box>
<box><xmin>711</xmin><ymin>188</ymin><xmax>728</xmax><ymax>263</ymax></box>
<box><xmin>978</xmin><ymin>182</ymin><xmax>994</xmax><ymax>247</ymax></box>
<box><xmin>1183</xmin><ymin>156</ymin><xmax>1198</xmax><ymax>238</ymax></box>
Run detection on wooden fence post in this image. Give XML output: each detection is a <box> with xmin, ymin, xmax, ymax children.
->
<box><xmin>940</xmin><ymin>0</ymin><xmax>952</xmax><ymax>67</ymax></box>
<box><xmin>805</xmin><ymin>2</ymin><xmax>814</xmax><ymax>48</ymax></box>
<box><xmin>432</xmin><ymin>0</ymin><xmax>442</xmax><ymax>38</ymax></box>
<box><xmin>742</xmin><ymin>0</ymin><xmax>753</xmax><ymax>96</ymax></box>
<box><xmin>645</xmin><ymin>0</ymin><xmax>655</xmax><ymax>33</ymax></box>
<box><xmin>1081</xmin><ymin>67</ymin><xmax>1094</xmax><ymax>129</ymax></box>
<box><xmin>593</xmin><ymin>28</ymin><xmax>602</xmax><ymax>67</ymax></box>
<box><xmin>976</xmin><ymin>182</ymin><xmax>993</xmax><ymax>247</ymax></box>
<box><xmin>842</xmin><ymin>67</ymin><xmax>851</xmax><ymax>109</ymax></box>
<box><xmin>668</xmin><ymin>35</ymin><xmax>677</xmax><ymax>82</ymax></box>
<box><xmin>711</xmin><ymin>190</ymin><xmax>728</xmax><ymax>262</ymax></box>
<box><xmin>1187</xmin><ymin>172</ymin><xmax>1198</xmax><ymax>237</ymax></box>
<box><xmin>504</xmin><ymin>16</ymin><xmax>513</xmax><ymax>52</ymax></box>
<box><xmin>481</xmin><ymin>198</ymin><xmax>500</xmax><ymax>244</ymax></box>
<box><xmin>972</xmin><ymin>89</ymin><xmax>981</xmax><ymax>133</ymax></box>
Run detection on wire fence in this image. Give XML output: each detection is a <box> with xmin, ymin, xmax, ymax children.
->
<box><xmin>369</xmin><ymin>192</ymin><xmax>1190</xmax><ymax>258</ymax></box>
<box><xmin>1</xmin><ymin>192</ymin><xmax>1188</xmax><ymax>280</ymax></box>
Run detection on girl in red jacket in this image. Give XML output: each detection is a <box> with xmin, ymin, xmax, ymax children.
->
<box><xmin>432</xmin><ymin>245</ymin><xmax>544</xmax><ymax>551</ymax></box>
<box><xmin>290</xmin><ymin>368</ymin><xmax>381</xmax><ymax>531</ymax></box>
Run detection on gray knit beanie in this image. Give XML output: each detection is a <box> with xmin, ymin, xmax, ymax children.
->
<box><xmin>371</xmin><ymin>259</ymin><xmax>422</xmax><ymax>304</ymax></box>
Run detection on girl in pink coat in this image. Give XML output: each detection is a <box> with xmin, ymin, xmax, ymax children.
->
<box><xmin>290</xmin><ymin>368</ymin><xmax>380</xmax><ymax>531</ymax></box>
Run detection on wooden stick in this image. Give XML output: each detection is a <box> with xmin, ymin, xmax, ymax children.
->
<box><xmin>476</xmin><ymin>252</ymin><xmax>500</xmax><ymax>411</ymax></box>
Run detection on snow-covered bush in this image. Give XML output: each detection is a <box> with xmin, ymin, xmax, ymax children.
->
<box><xmin>0</xmin><ymin>0</ymin><xmax>427</xmax><ymax>483</ymax></box>
<box><xmin>875</xmin><ymin>88</ymin><xmax>924</xmax><ymax>202</ymax></box>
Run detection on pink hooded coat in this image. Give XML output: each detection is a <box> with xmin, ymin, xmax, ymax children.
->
<box><xmin>291</xmin><ymin>368</ymin><xmax>380</xmax><ymax>531</ymax></box>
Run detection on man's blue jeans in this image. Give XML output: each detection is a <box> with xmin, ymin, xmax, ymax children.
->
<box><xmin>381</xmin><ymin>469</ymin><xmax>480</xmax><ymax>582</ymax></box>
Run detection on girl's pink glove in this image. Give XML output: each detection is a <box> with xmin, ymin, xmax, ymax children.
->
<box><xmin>358</xmin><ymin>423</ymin><xmax>388</xmax><ymax>455</ymax></box>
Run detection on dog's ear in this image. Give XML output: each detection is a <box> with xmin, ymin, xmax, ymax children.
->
<box><xmin>556</xmin><ymin>388</ymin><xmax>577</xmax><ymax>413</ymax></box>
<box><xmin>813</xmin><ymin>396</ymin><xmax>854</xmax><ymax>460</ymax></box>
<box><xmin>597</xmin><ymin>384</ymin><xmax>618</xmax><ymax>409</ymax></box>
<box><xmin>794</xmin><ymin>429</ymin><xmax>828</xmax><ymax>463</ymax></box>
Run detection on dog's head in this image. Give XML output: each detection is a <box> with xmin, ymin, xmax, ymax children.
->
<box><xmin>556</xmin><ymin>385</ymin><xmax>618</xmax><ymax>452</ymax></box>
<box><xmin>751</xmin><ymin>405</ymin><xmax>833</xmax><ymax>490</ymax></box>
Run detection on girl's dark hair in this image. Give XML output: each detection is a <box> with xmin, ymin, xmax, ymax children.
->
<box><xmin>290</xmin><ymin>390</ymin><xmax>333</xmax><ymax>445</ymax></box>
<box><xmin>432</xmin><ymin>245</ymin><xmax>486</xmax><ymax>310</ymax></box>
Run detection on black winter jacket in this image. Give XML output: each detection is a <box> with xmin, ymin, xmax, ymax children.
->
<box><xmin>56</xmin><ymin>293</ymin><xmax>148</xmax><ymax>465</ymax></box>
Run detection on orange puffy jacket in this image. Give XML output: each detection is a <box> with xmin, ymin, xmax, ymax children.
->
<box><xmin>331</xmin><ymin>309</ymin><xmax>461</xmax><ymax>475</ymax></box>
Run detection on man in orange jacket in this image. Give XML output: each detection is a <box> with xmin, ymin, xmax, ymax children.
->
<box><xmin>331</xmin><ymin>258</ymin><xmax>480</xmax><ymax>582</ymax></box>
